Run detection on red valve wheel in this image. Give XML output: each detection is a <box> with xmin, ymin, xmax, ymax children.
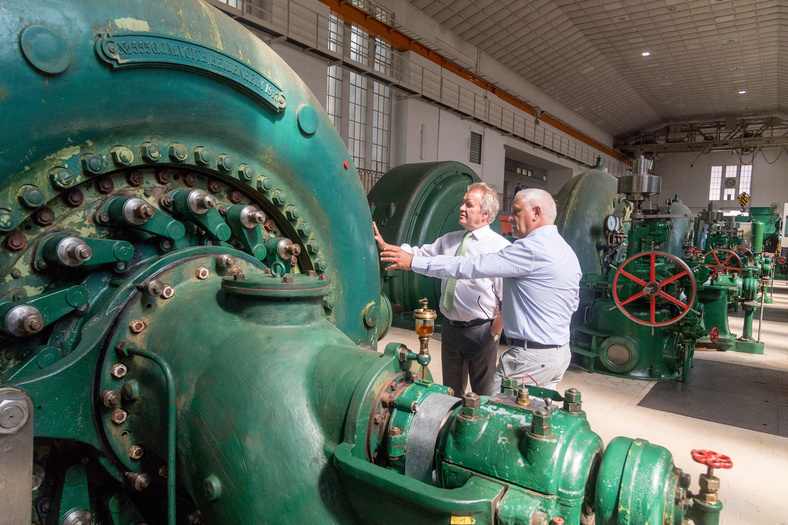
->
<box><xmin>779</xmin><ymin>257</ymin><xmax>786</xmax><ymax>265</ymax></box>
<box><xmin>685</xmin><ymin>248</ymin><xmax>704</xmax><ymax>256</ymax></box>
<box><xmin>612</xmin><ymin>250</ymin><xmax>697</xmax><ymax>327</ymax></box>
<box><xmin>736</xmin><ymin>246</ymin><xmax>755</xmax><ymax>263</ymax></box>
<box><xmin>703</xmin><ymin>249</ymin><xmax>742</xmax><ymax>279</ymax></box>
<box><xmin>709</xmin><ymin>327</ymin><xmax>719</xmax><ymax>343</ymax></box>
<box><xmin>691</xmin><ymin>449</ymin><xmax>733</xmax><ymax>469</ymax></box>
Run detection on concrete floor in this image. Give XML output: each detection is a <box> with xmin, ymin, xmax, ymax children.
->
<box><xmin>379</xmin><ymin>280</ymin><xmax>788</xmax><ymax>524</ymax></box>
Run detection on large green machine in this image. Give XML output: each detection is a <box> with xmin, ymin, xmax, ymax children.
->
<box><xmin>558</xmin><ymin>158</ymin><xmax>706</xmax><ymax>382</ymax></box>
<box><xmin>0</xmin><ymin>1</ymin><xmax>729</xmax><ymax>523</ymax></box>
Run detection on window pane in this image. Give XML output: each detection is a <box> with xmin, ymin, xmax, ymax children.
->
<box><xmin>709</xmin><ymin>166</ymin><xmax>722</xmax><ymax>200</ymax></box>
<box><xmin>739</xmin><ymin>165</ymin><xmax>752</xmax><ymax>194</ymax></box>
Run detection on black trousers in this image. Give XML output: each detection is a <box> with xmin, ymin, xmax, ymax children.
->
<box><xmin>440</xmin><ymin>319</ymin><xmax>497</xmax><ymax>397</ymax></box>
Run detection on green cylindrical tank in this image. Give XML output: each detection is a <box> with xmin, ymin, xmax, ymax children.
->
<box><xmin>555</xmin><ymin>158</ymin><xmax>619</xmax><ymax>275</ymax></box>
<box><xmin>369</xmin><ymin>162</ymin><xmax>501</xmax><ymax>314</ymax></box>
<box><xmin>751</xmin><ymin>221</ymin><xmax>764</xmax><ymax>252</ymax></box>
<box><xmin>667</xmin><ymin>196</ymin><xmax>692</xmax><ymax>257</ymax></box>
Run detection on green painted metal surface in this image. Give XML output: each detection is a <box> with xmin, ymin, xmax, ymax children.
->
<box><xmin>0</xmin><ymin>1</ymin><xmax>726</xmax><ymax>523</ymax></box>
<box><xmin>369</xmin><ymin>162</ymin><xmax>502</xmax><ymax>317</ymax></box>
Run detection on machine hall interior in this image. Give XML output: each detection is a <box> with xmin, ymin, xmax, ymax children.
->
<box><xmin>1</xmin><ymin>0</ymin><xmax>786</xmax><ymax>524</ymax></box>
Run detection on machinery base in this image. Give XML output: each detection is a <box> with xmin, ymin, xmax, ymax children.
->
<box><xmin>733</xmin><ymin>339</ymin><xmax>765</xmax><ymax>354</ymax></box>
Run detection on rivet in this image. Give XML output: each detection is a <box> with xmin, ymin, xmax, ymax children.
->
<box><xmin>50</xmin><ymin>167</ymin><xmax>76</xmax><ymax>189</ymax></box>
<box><xmin>237</xmin><ymin>163</ymin><xmax>253</xmax><ymax>180</ymax></box>
<box><xmin>141</xmin><ymin>143</ymin><xmax>162</xmax><ymax>163</ymax></box>
<box><xmin>218</xmin><ymin>155</ymin><xmax>235</xmax><ymax>173</ymax></box>
<box><xmin>111</xmin><ymin>146</ymin><xmax>135</xmax><ymax>167</ymax></box>
<box><xmin>168</xmin><ymin>143</ymin><xmax>189</xmax><ymax>162</ymax></box>
<box><xmin>81</xmin><ymin>154</ymin><xmax>104</xmax><ymax>175</ymax></box>
<box><xmin>129</xmin><ymin>320</ymin><xmax>146</xmax><ymax>334</ymax></box>
<box><xmin>112</xmin><ymin>363</ymin><xmax>128</xmax><ymax>378</ymax></box>
<box><xmin>194</xmin><ymin>147</ymin><xmax>213</xmax><ymax>166</ymax></box>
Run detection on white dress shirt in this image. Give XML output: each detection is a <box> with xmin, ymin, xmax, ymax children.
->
<box><xmin>411</xmin><ymin>225</ymin><xmax>581</xmax><ymax>345</ymax></box>
<box><xmin>402</xmin><ymin>225</ymin><xmax>511</xmax><ymax>322</ymax></box>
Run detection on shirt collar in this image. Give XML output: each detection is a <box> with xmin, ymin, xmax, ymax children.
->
<box><xmin>469</xmin><ymin>224</ymin><xmax>493</xmax><ymax>240</ymax></box>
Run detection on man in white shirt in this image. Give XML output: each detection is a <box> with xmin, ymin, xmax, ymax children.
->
<box><xmin>379</xmin><ymin>188</ymin><xmax>581</xmax><ymax>392</ymax></box>
<box><xmin>374</xmin><ymin>182</ymin><xmax>510</xmax><ymax>396</ymax></box>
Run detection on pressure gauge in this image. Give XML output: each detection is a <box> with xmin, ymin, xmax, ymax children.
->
<box><xmin>604</xmin><ymin>214</ymin><xmax>619</xmax><ymax>232</ymax></box>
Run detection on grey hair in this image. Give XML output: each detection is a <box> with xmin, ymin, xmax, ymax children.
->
<box><xmin>467</xmin><ymin>182</ymin><xmax>500</xmax><ymax>224</ymax></box>
<box><xmin>515</xmin><ymin>188</ymin><xmax>557</xmax><ymax>223</ymax></box>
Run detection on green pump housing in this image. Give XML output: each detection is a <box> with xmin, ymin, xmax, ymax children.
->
<box><xmin>0</xmin><ymin>1</ymin><xmax>726</xmax><ymax>524</ymax></box>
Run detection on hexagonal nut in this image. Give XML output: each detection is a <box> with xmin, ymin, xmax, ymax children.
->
<box><xmin>564</xmin><ymin>388</ymin><xmax>581</xmax><ymax>403</ymax></box>
<box><xmin>129</xmin><ymin>320</ymin><xmax>146</xmax><ymax>334</ymax></box>
<box><xmin>0</xmin><ymin>399</ymin><xmax>30</xmax><ymax>433</ymax></box>
<box><xmin>128</xmin><ymin>444</ymin><xmax>144</xmax><ymax>460</ymax></box>
<box><xmin>111</xmin><ymin>363</ymin><xmax>128</xmax><ymax>379</ymax></box>
<box><xmin>462</xmin><ymin>392</ymin><xmax>481</xmax><ymax>409</ymax></box>
<box><xmin>110</xmin><ymin>408</ymin><xmax>128</xmax><ymax>425</ymax></box>
<box><xmin>161</xmin><ymin>286</ymin><xmax>175</xmax><ymax>299</ymax></box>
<box><xmin>699</xmin><ymin>475</ymin><xmax>720</xmax><ymax>493</ymax></box>
<box><xmin>195</xmin><ymin>267</ymin><xmax>210</xmax><ymax>280</ymax></box>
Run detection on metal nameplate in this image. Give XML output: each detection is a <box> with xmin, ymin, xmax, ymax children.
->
<box><xmin>96</xmin><ymin>33</ymin><xmax>286</xmax><ymax>113</ymax></box>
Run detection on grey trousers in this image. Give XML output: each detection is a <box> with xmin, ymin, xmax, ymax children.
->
<box><xmin>440</xmin><ymin>320</ymin><xmax>498</xmax><ymax>397</ymax></box>
<box><xmin>493</xmin><ymin>343</ymin><xmax>571</xmax><ymax>392</ymax></box>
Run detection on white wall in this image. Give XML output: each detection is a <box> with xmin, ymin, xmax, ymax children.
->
<box><xmin>268</xmin><ymin>42</ymin><xmax>329</xmax><ymax>109</ymax></box>
<box><xmin>655</xmin><ymin>148</ymin><xmax>788</xmax><ymax>213</ymax></box>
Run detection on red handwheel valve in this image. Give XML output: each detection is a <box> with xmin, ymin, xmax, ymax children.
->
<box><xmin>690</xmin><ymin>449</ymin><xmax>732</xmax><ymax>509</ymax></box>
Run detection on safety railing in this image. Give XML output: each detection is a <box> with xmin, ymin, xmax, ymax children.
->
<box><xmin>206</xmin><ymin>0</ymin><xmax>628</xmax><ymax>176</ymax></box>
<box><xmin>358</xmin><ymin>168</ymin><xmax>385</xmax><ymax>194</ymax></box>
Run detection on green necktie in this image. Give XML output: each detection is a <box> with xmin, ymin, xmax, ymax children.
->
<box><xmin>442</xmin><ymin>231</ymin><xmax>473</xmax><ymax>312</ymax></box>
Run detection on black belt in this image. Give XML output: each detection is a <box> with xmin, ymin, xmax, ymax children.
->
<box><xmin>446</xmin><ymin>318</ymin><xmax>491</xmax><ymax>328</ymax></box>
<box><xmin>509</xmin><ymin>338</ymin><xmax>561</xmax><ymax>349</ymax></box>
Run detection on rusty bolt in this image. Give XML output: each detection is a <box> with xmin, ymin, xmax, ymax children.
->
<box><xmin>65</xmin><ymin>189</ymin><xmax>84</xmax><ymax>208</ymax></box>
<box><xmin>226</xmin><ymin>265</ymin><xmax>242</xmax><ymax>277</ymax></box>
<box><xmin>161</xmin><ymin>286</ymin><xmax>175</xmax><ymax>299</ymax></box>
<box><xmin>158</xmin><ymin>465</ymin><xmax>168</xmax><ymax>478</ymax></box>
<box><xmin>183</xmin><ymin>173</ymin><xmax>197</xmax><ymax>188</ymax></box>
<box><xmin>129</xmin><ymin>320</ymin><xmax>146</xmax><ymax>334</ymax></box>
<box><xmin>95</xmin><ymin>176</ymin><xmax>114</xmax><ymax>194</ymax></box>
<box><xmin>101</xmin><ymin>390</ymin><xmax>121</xmax><ymax>408</ymax></box>
<box><xmin>233</xmin><ymin>273</ymin><xmax>246</xmax><ymax>281</ymax></box>
<box><xmin>263</xmin><ymin>219</ymin><xmax>275</xmax><ymax>232</ymax></box>
<box><xmin>160</xmin><ymin>195</ymin><xmax>173</xmax><ymax>207</ymax></box>
<box><xmin>110</xmin><ymin>408</ymin><xmax>128</xmax><ymax>424</ymax></box>
<box><xmin>155</xmin><ymin>170</ymin><xmax>172</xmax><ymax>185</ymax></box>
<box><xmin>462</xmin><ymin>393</ymin><xmax>481</xmax><ymax>409</ymax></box>
<box><xmin>33</xmin><ymin>207</ymin><xmax>55</xmax><ymax>227</ymax></box>
<box><xmin>127</xmin><ymin>472</ymin><xmax>150</xmax><ymax>491</ymax></box>
<box><xmin>126</xmin><ymin>171</ymin><xmax>144</xmax><ymax>187</ymax></box>
<box><xmin>5</xmin><ymin>231</ymin><xmax>26</xmax><ymax>252</ymax></box>
<box><xmin>228</xmin><ymin>190</ymin><xmax>242</xmax><ymax>204</ymax></box>
<box><xmin>128</xmin><ymin>445</ymin><xmax>144</xmax><ymax>460</ymax></box>
<box><xmin>318</xmin><ymin>274</ymin><xmax>329</xmax><ymax>281</ymax></box>
<box><xmin>307</xmin><ymin>270</ymin><xmax>316</xmax><ymax>276</ymax></box>
<box><xmin>195</xmin><ymin>267</ymin><xmax>209</xmax><ymax>280</ymax></box>
<box><xmin>217</xmin><ymin>254</ymin><xmax>235</xmax><ymax>268</ymax></box>
<box><xmin>282</xmin><ymin>275</ymin><xmax>294</xmax><ymax>283</ymax></box>
<box><xmin>112</xmin><ymin>363</ymin><xmax>128</xmax><ymax>378</ymax></box>
<box><xmin>206</xmin><ymin>180</ymin><xmax>221</xmax><ymax>194</ymax></box>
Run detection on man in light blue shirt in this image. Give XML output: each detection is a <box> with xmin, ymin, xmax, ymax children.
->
<box><xmin>380</xmin><ymin>188</ymin><xmax>581</xmax><ymax>391</ymax></box>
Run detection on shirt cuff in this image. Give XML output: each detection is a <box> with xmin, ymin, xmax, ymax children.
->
<box><xmin>411</xmin><ymin>256</ymin><xmax>428</xmax><ymax>274</ymax></box>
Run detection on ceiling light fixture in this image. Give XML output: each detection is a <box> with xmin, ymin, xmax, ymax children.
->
<box><xmin>738</xmin><ymin>90</ymin><xmax>747</xmax><ymax>94</ymax></box>
<box><xmin>641</xmin><ymin>51</ymin><xmax>651</xmax><ymax>56</ymax></box>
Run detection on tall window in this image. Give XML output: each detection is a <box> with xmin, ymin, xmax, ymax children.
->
<box><xmin>708</xmin><ymin>166</ymin><xmax>722</xmax><ymax>200</ymax></box>
<box><xmin>325</xmin><ymin>13</ymin><xmax>393</xmax><ymax>173</ymax></box>
<box><xmin>740</xmin><ymin>164</ymin><xmax>752</xmax><ymax>194</ymax></box>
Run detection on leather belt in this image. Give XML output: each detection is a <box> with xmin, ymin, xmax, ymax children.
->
<box><xmin>446</xmin><ymin>318</ymin><xmax>490</xmax><ymax>328</ymax></box>
<box><xmin>509</xmin><ymin>338</ymin><xmax>561</xmax><ymax>349</ymax></box>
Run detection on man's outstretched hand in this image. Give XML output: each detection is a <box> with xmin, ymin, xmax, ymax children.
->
<box><xmin>373</xmin><ymin>222</ymin><xmax>413</xmax><ymax>271</ymax></box>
